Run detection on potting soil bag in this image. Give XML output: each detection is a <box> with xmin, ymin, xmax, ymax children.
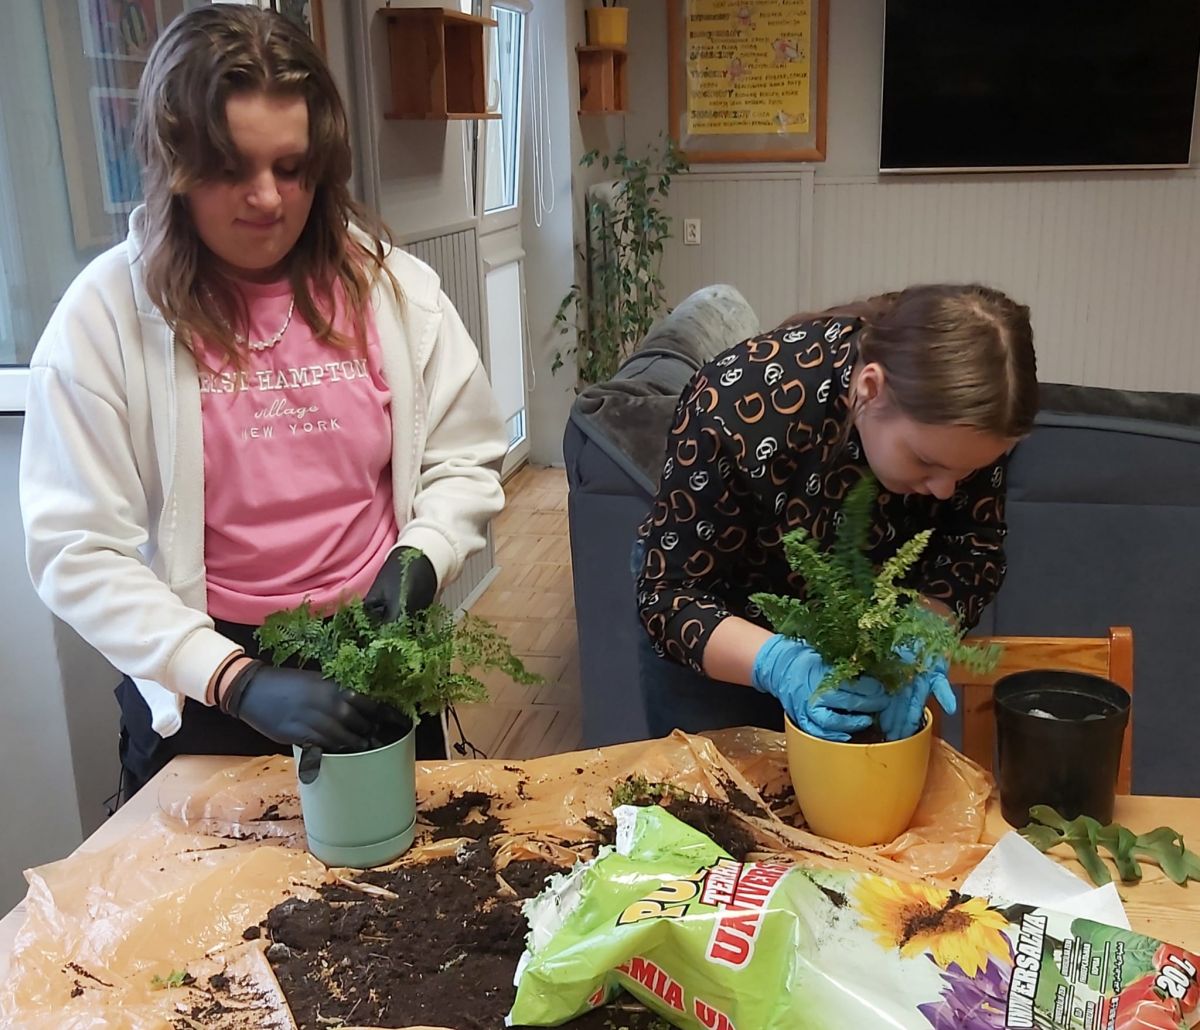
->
<box><xmin>508</xmin><ymin>805</ymin><xmax>1200</xmax><ymax>1030</ymax></box>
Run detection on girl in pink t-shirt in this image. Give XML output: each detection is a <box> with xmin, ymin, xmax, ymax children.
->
<box><xmin>21</xmin><ymin>6</ymin><xmax>506</xmax><ymax>798</ymax></box>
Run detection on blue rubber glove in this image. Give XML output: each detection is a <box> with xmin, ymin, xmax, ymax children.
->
<box><xmin>751</xmin><ymin>635</ymin><xmax>889</xmax><ymax>742</ymax></box>
<box><xmin>879</xmin><ymin>647</ymin><xmax>958</xmax><ymax>742</ymax></box>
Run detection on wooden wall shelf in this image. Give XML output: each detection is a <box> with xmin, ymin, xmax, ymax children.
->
<box><xmin>379</xmin><ymin>7</ymin><xmax>500</xmax><ymax>120</ymax></box>
<box><xmin>577</xmin><ymin>45</ymin><xmax>628</xmax><ymax>115</ymax></box>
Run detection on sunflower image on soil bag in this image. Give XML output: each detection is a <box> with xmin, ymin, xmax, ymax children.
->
<box><xmin>507</xmin><ymin>806</ymin><xmax>1200</xmax><ymax>1030</ymax></box>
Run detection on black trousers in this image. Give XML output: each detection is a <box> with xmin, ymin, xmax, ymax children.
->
<box><xmin>116</xmin><ymin>617</ymin><xmax>446</xmax><ymax>801</ymax></box>
<box><xmin>638</xmin><ymin>631</ymin><xmax>784</xmax><ymax>738</ymax></box>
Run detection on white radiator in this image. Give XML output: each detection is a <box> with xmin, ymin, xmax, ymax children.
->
<box><xmin>405</xmin><ymin>227</ymin><xmax>496</xmax><ymax>613</ymax></box>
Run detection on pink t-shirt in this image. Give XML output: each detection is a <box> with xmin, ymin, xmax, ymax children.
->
<box><xmin>197</xmin><ymin>278</ymin><xmax>399</xmax><ymax>624</ymax></box>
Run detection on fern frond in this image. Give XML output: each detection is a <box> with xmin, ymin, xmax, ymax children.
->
<box><xmin>874</xmin><ymin>529</ymin><xmax>933</xmax><ymax>592</ymax></box>
<box><xmin>950</xmin><ymin>639</ymin><xmax>1004</xmax><ymax>673</ymax></box>
<box><xmin>832</xmin><ymin>476</ymin><xmax>878</xmax><ymax>595</ymax></box>
<box><xmin>750</xmin><ymin>593</ymin><xmax>824</xmax><ymax>643</ymax></box>
<box><xmin>820</xmin><ymin>656</ymin><xmax>865</xmax><ymax>694</ymax></box>
<box><xmin>255</xmin><ymin>589</ymin><xmax>540</xmax><ymax>725</ymax></box>
<box><xmin>753</xmin><ymin>474</ymin><xmax>1002</xmax><ymax>702</ymax></box>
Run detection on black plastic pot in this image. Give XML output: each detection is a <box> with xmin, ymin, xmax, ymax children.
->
<box><xmin>994</xmin><ymin>670</ymin><xmax>1130</xmax><ymax>827</ymax></box>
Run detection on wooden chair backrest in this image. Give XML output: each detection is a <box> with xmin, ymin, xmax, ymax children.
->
<box><xmin>938</xmin><ymin>626</ymin><xmax>1134</xmax><ymax>794</ymax></box>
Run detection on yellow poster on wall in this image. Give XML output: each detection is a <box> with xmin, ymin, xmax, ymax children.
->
<box><xmin>685</xmin><ymin>0</ymin><xmax>811</xmax><ymax>136</ymax></box>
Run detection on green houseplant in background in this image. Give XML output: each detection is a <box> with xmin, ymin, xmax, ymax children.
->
<box><xmin>751</xmin><ymin>474</ymin><xmax>1002</xmax><ymax>846</ymax></box>
<box><xmin>257</xmin><ymin>568</ymin><xmax>538</xmax><ymax>868</ymax></box>
<box><xmin>553</xmin><ymin>135</ymin><xmax>687</xmax><ymax>385</ymax></box>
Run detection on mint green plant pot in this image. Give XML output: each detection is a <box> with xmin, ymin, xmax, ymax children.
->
<box><xmin>292</xmin><ymin>727</ymin><xmax>416</xmax><ymax>869</ymax></box>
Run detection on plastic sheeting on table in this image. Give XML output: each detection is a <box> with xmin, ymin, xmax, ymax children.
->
<box><xmin>0</xmin><ymin>729</ymin><xmax>993</xmax><ymax>1029</ymax></box>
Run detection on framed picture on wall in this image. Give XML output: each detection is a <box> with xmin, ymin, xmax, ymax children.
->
<box><xmin>45</xmin><ymin>0</ymin><xmax>325</xmax><ymax>249</ymax></box>
<box><xmin>667</xmin><ymin>0</ymin><xmax>829</xmax><ymax>163</ymax></box>
<box><xmin>79</xmin><ymin>0</ymin><xmax>164</xmax><ymax>61</ymax></box>
<box><xmin>43</xmin><ymin>0</ymin><xmax>206</xmax><ymax>249</ymax></box>
<box><xmin>89</xmin><ymin>88</ymin><xmax>142</xmax><ymax>214</ymax></box>
<box><xmin>43</xmin><ymin>2</ymin><xmax>162</xmax><ymax>248</ymax></box>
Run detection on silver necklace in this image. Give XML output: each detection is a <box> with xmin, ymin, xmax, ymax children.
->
<box><xmin>205</xmin><ymin>291</ymin><xmax>296</xmax><ymax>352</ymax></box>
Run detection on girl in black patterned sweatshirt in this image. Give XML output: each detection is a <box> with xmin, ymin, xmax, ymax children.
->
<box><xmin>635</xmin><ymin>284</ymin><xmax>1038</xmax><ymax>742</ymax></box>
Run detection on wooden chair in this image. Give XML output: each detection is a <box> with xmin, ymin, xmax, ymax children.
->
<box><xmin>938</xmin><ymin>626</ymin><xmax>1134</xmax><ymax>794</ymax></box>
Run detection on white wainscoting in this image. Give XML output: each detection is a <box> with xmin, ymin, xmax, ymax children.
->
<box><xmin>657</xmin><ymin>168</ymin><xmax>1200</xmax><ymax>393</ymax></box>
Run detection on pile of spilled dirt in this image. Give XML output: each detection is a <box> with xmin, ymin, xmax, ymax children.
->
<box><xmin>253</xmin><ymin>789</ymin><xmax>759</xmax><ymax>1029</ymax></box>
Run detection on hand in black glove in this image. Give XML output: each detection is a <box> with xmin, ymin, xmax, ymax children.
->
<box><xmin>364</xmin><ymin>546</ymin><xmax>438</xmax><ymax>623</ymax></box>
<box><xmin>220</xmin><ymin>661</ymin><xmax>397</xmax><ymax>753</ymax></box>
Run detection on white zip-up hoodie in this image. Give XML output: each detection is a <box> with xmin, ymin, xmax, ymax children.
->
<box><xmin>19</xmin><ymin>208</ymin><xmax>506</xmax><ymax>737</ymax></box>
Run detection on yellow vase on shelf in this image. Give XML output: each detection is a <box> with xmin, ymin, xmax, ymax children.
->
<box><xmin>586</xmin><ymin>6</ymin><xmax>628</xmax><ymax>47</ymax></box>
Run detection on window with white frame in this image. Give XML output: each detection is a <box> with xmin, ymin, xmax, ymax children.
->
<box><xmin>0</xmin><ymin>0</ymin><xmax>197</xmax><ymax>384</ymax></box>
<box><xmin>0</xmin><ymin>87</ymin><xmax>15</xmax><ymax>362</ymax></box>
<box><xmin>483</xmin><ymin>5</ymin><xmax>526</xmax><ymax>215</ymax></box>
<box><xmin>484</xmin><ymin>257</ymin><xmax>528</xmax><ymax>452</ymax></box>
<box><xmin>0</xmin><ymin>2</ymin><xmax>316</xmax><ymax>388</ymax></box>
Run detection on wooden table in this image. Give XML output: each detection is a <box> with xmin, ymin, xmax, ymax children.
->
<box><xmin>3</xmin><ymin>756</ymin><xmax>1199</xmax><ymax>985</ymax></box>
<box><xmin>983</xmin><ymin>795</ymin><xmax>1200</xmax><ymax>951</ymax></box>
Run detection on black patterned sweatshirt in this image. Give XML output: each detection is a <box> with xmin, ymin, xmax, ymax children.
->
<box><xmin>635</xmin><ymin>317</ymin><xmax>1009</xmax><ymax>672</ymax></box>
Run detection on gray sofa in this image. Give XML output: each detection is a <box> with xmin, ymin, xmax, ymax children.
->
<box><xmin>564</xmin><ymin>284</ymin><xmax>1200</xmax><ymax>796</ymax></box>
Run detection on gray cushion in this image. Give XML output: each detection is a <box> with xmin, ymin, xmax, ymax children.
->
<box><xmin>1039</xmin><ymin>382</ymin><xmax>1200</xmax><ymax>432</ymax></box>
<box><xmin>569</xmin><ymin>284</ymin><xmax>759</xmax><ymax>494</ymax></box>
<box><xmin>631</xmin><ymin>283</ymin><xmax>761</xmax><ymax>369</ymax></box>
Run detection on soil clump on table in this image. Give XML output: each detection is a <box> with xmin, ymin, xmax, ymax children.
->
<box><xmin>259</xmin><ymin>791</ymin><xmax>758</xmax><ymax>1028</ymax></box>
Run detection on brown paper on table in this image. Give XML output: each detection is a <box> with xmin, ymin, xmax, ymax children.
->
<box><xmin>0</xmin><ymin>815</ymin><xmax>325</xmax><ymax>1029</ymax></box>
<box><xmin>0</xmin><ymin>730</ymin><xmax>992</xmax><ymax>1029</ymax></box>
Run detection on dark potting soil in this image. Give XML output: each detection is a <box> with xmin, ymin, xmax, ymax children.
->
<box><xmin>846</xmin><ymin>723</ymin><xmax>888</xmax><ymax>745</ymax></box>
<box><xmin>662</xmin><ymin>798</ymin><xmax>759</xmax><ymax>862</ymax></box>
<box><xmin>844</xmin><ymin>710</ymin><xmax>931</xmax><ymax>746</ymax></box>
<box><xmin>167</xmin><ymin>969</ymin><xmax>294</xmax><ymax>1029</ymax></box>
<box><xmin>761</xmin><ymin>783</ymin><xmax>797</xmax><ymax>814</ymax></box>
<box><xmin>420</xmin><ymin>789</ymin><xmax>505</xmax><ymax>842</ymax></box>
<box><xmin>258</xmin><ymin>792</ymin><xmax>760</xmax><ymax>1029</ymax></box>
<box><xmin>583</xmin><ymin>814</ymin><xmax>617</xmax><ymax>846</ymax></box>
<box><xmin>587</xmin><ymin>798</ymin><xmax>759</xmax><ymax>863</ymax></box>
<box><xmin>717</xmin><ymin>776</ymin><xmax>771</xmax><ymax>819</ymax></box>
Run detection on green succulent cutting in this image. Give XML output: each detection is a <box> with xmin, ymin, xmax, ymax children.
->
<box><xmin>1020</xmin><ymin>804</ymin><xmax>1200</xmax><ymax>887</ymax></box>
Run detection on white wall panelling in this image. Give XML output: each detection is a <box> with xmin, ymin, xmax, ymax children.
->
<box><xmin>658</xmin><ymin>168</ymin><xmax>1200</xmax><ymax>393</ymax></box>
<box><xmin>659</xmin><ymin>171</ymin><xmax>814</xmax><ymax>333</ymax></box>
<box><xmin>811</xmin><ymin>174</ymin><xmax>1200</xmax><ymax>392</ymax></box>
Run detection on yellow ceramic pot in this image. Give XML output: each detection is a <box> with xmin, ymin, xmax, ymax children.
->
<box><xmin>586</xmin><ymin>7</ymin><xmax>629</xmax><ymax>47</ymax></box>
<box><xmin>784</xmin><ymin>708</ymin><xmax>933</xmax><ymax>847</ymax></box>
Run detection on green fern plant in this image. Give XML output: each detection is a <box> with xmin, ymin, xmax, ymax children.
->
<box><xmin>750</xmin><ymin>475</ymin><xmax>1000</xmax><ymax>696</ymax></box>
<box><xmin>256</xmin><ymin>595</ymin><xmax>539</xmax><ymax>727</ymax></box>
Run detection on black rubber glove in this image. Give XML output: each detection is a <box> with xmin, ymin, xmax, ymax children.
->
<box><xmin>220</xmin><ymin>661</ymin><xmax>395</xmax><ymax>753</ymax></box>
<box><xmin>364</xmin><ymin>546</ymin><xmax>438</xmax><ymax>623</ymax></box>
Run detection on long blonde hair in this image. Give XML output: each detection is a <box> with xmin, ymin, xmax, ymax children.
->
<box><xmin>134</xmin><ymin>5</ymin><xmax>397</xmax><ymax>364</ymax></box>
<box><xmin>780</xmin><ymin>284</ymin><xmax>1038</xmax><ymax>438</ymax></box>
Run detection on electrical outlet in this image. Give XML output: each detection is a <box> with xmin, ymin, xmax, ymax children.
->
<box><xmin>683</xmin><ymin>218</ymin><xmax>701</xmax><ymax>245</ymax></box>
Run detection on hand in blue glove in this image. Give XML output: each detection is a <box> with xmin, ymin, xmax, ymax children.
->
<box><xmin>751</xmin><ymin>634</ymin><xmax>889</xmax><ymax>742</ymax></box>
<box><xmin>879</xmin><ymin>646</ymin><xmax>958</xmax><ymax>742</ymax></box>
